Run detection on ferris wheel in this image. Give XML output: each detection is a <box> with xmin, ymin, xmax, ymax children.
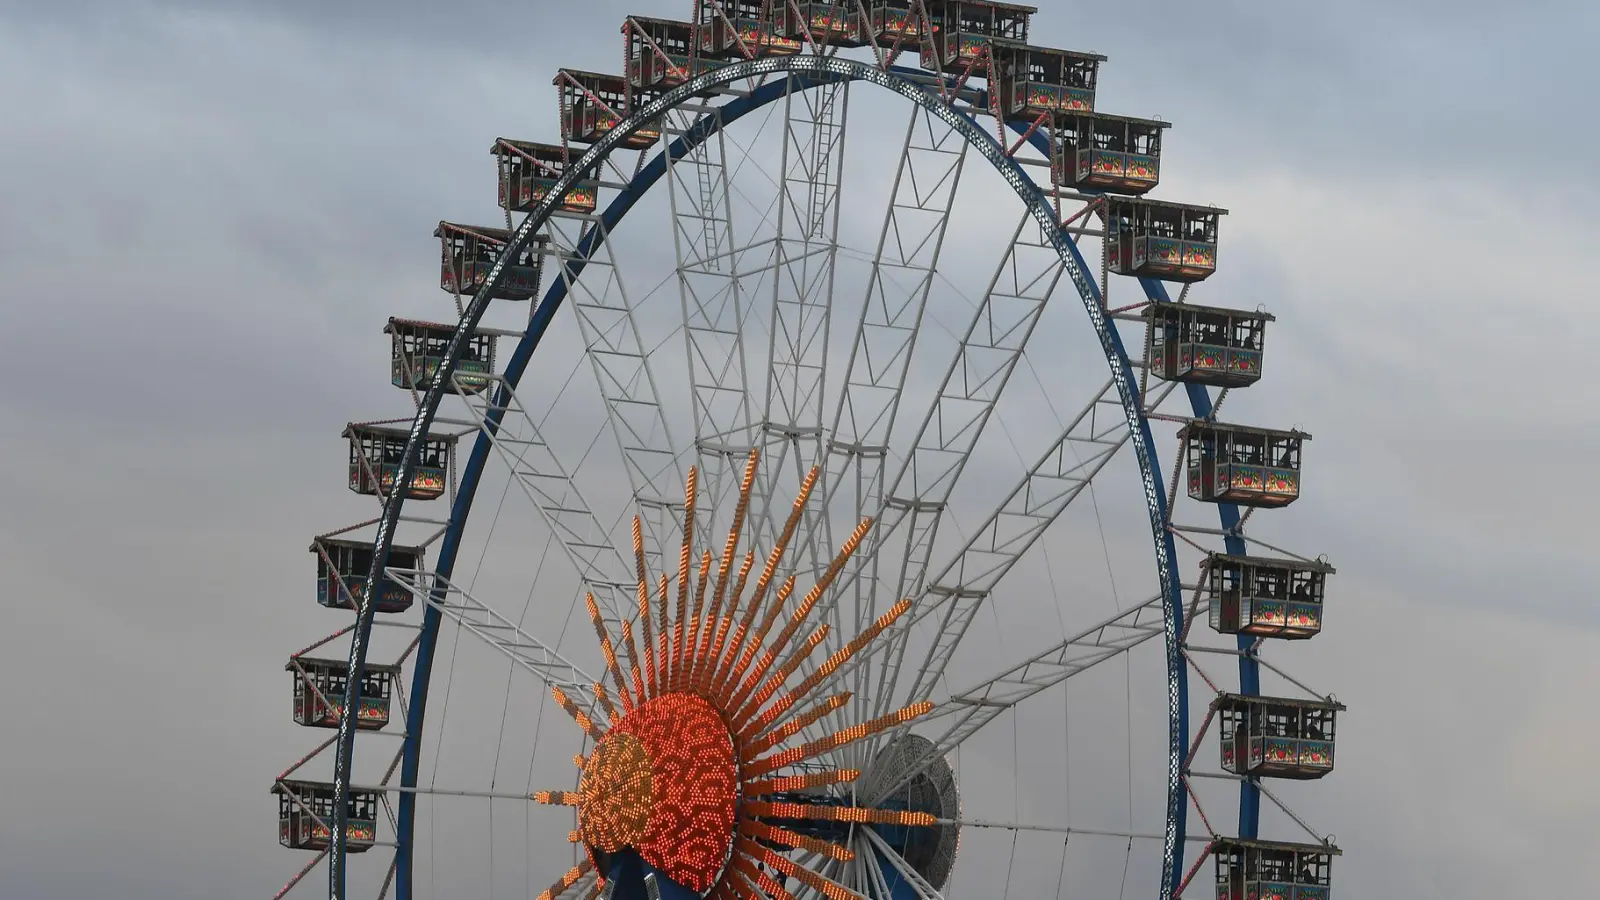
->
<box><xmin>271</xmin><ymin>3</ymin><xmax>1347</xmax><ymax>900</ymax></box>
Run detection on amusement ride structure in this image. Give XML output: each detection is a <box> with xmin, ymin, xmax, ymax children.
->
<box><xmin>272</xmin><ymin>3</ymin><xmax>1345</xmax><ymax>899</ymax></box>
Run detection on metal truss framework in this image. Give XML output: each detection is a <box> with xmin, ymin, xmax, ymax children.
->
<box><xmin>865</xmin><ymin>589</ymin><xmax>1176</xmax><ymax>805</ymax></box>
<box><xmin>899</xmin><ymin>379</ymin><xmax>1181</xmax><ymax>706</ymax></box>
<box><xmin>821</xmin><ymin>99</ymin><xmax>971</xmax><ymax>761</ymax></box>
<box><xmin>865</xmin><ymin>210</ymin><xmax>1070</xmax><ymax>713</ymax></box>
<box><xmin>542</xmin><ymin>213</ymin><xmax>686</xmax><ymax>574</ymax></box>
<box><xmin>270</xmin><ymin>416</ymin><xmax>465</xmax><ymax>900</ymax></box>
<box><xmin>451</xmin><ymin>369</ymin><xmax>635</xmax><ymax>632</ymax></box>
<box><xmin>386</xmin><ymin>568</ymin><xmax>604</xmax><ymax>718</ymax></box>
<box><xmin>331</xmin><ymin>57</ymin><xmax>1177</xmax><ymax>896</ymax></box>
<box><xmin>664</xmin><ymin>99</ymin><xmax>757</xmax><ymax>554</ymax></box>
<box><xmin>318</xmin><ymin>53</ymin><xmax>1345</xmax><ymax>900</ymax></box>
<box><xmin>751</xmin><ymin>77</ymin><xmax>849</xmax><ymax>591</ymax></box>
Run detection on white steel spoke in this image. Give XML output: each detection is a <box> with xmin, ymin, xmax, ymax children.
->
<box><xmin>749</xmin><ymin>78</ymin><xmax>850</xmax><ymax>590</ymax></box>
<box><xmin>894</xmin><ymin>379</ymin><xmax>1181</xmax><ymax>707</ymax></box>
<box><xmin>456</xmin><ymin>371</ymin><xmax>634</xmax><ymax>629</ymax></box>
<box><xmin>864</xmin><ymin>212</ymin><xmax>1068</xmax><ymax>710</ymax></box>
<box><xmin>543</xmin><ymin>216</ymin><xmax>685</xmax><ymax>570</ymax></box>
<box><xmin>943</xmin><ymin>818</ymin><xmax>1209</xmax><ymax>842</ymax></box>
<box><xmin>857</xmin><ymin>832</ymin><xmax>894</xmax><ymax>900</ymax></box>
<box><xmin>861</xmin><ymin>826</ymin><xmax>947</xmax><ymax>900</ymax></box>
<box><xmin>823</xmin><ymin>102</ymin><xmax>970</xmax><ymax>753</ymax></box>
<box><xmin>844</xmin><ymin>377</ymin><xmax>1180</xmax><ymax>730</ymax></box>
<box><xmin>762</xmin><ymin>80</ymin><xmax>847</xmax><ymax>433</ymax></box>
<box><xmin>864</xmin><ymin>591</ymin><xmax>1198</xmax><ymax>805</ymax></box>
<box><xmin>386</xmin><ymin>568</ymin><xmax>602</xmax><ymax>718</ymax></box>
<box><xmin>666</xmin><ymin>101</ymin><xmax>757</xmax><ymax>552</ymax></box>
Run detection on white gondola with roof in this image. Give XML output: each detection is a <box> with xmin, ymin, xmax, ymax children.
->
<box><xmin>918</xmin><ymin>0</ymin><xmax>1033</xmax><ymax>75</ymax></box>
<box><xmin>1213</xmin><ymin>693</ymin><xmax>1344</xmax><ymax>780</ymax></box>
<box><xmin>864</xmin><ymin>0</ymin><xmax>931</xmax><ymax>48</ymax></box>
<box><xmin>1103</xmin><ymin>196</ymin><xmax>1225</xmax><ymax>283</ymax></box>
<box><xmin>288</xmin><ymin>657</ymin><xmax>401</xmax><ymax>731</ymax></box>
<box><xmin>696</xmin><ymin>0</ymin><xmax>804</xmax><ymax>58</ymax></box>
<box><xmin>1143</xmin><ymin>301</ymin><xmax>1271</xmax><ymax>388</ymax></box>
<box><xmin>342</xmin><ymin>422</ymin><xmax>456</xmax><ymax>501</ymax></box>
<box><xmin>273</xmin><ymin>780</ymin><xmax>381</xmax><ymax>854</ymax></box>
<box><xmin>556</xmin><ymin>68</ymin><xmax>664</xmax><ymax>149</ymax></box>
<box><xmin>310</xmin><ymin>535</ymin><xmax>426</xmax><ymax>614</ymax></box>
<box><xmin>385</xmin><ymin>317</ymin><xmax>496</xmax><ymax>396</ymax></box>
<box><xmin>626</xmin><ymin>15</ymin><xmax>719</xmax><ymax>92</ymax></box>
<box><xmin>491</xmin><ymin>139</ymin><xmax>601</xmax><ymax>216</ymax></box>
<box><xmin>1051</xmin><ymin>111</ymin><xmax>1167</xmax><ymax>195</ymax></box>
<box><xmin>1179</xmin><ymin>420</ymin><xmax>1309</xmax><ymax>509</ymax></box>
<box><xmin>777</xmin><ymin>0</ymin><xmax>869</xmax><ymax>47</ymax></box>
<box><xmin>1213</xmin><ymin>838</ymin><xmax>1339</xmax><ymax>900</ymax></box>
<box><xmin>435</xmin><ymin>221</ymin><xmax>548</xmax><ymax>300</ymax></box>
<box><xmin>1206</xmin><ymin>551</ymin><xmax>1335</xmax><ymax>641</ymax></box>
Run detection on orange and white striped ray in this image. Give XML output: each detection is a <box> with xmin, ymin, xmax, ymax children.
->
<box><xmin>739</xmin><ymin>598</ymin><xmax>912</xmax><ymax>738</ymax></box>
<box><xmin>742</xmin><ymin>692</ymin><xmax>851</xmax><ymax>760</ymax></box>
<box><xmin>549</xmin><ymin>686</ymin><xmax>604</xmax><ymax>741</ymax></box>
<box><xmin>592</xmin><ymin>682</ymin><xmax>617</xmax><ymax>720</ymax></box>
<box><xmin>727</xmin><ymin>517</ymin><xmax>871</xmax><ymax>719</ymax></box>
<box><xmin>529</xmin><ymin>465</ymin><xmax>950</xmax><ymax>900</ymax></box>
<box><xmin>632</xmin><ymin>516</ymin><xmax>656</xmax><ymax>699</ymax></box>
<box><xmin>743</xmin><ymin>800</ymin><xmax>937</xmax><ymax>827</ymax></box>
<box><xmin>681</xmin><ymin>549</ymin><xmax>711</xmax><ymax>692</ymax></box>
<box><xmin>702</xmin><ymin>550</ymin><xmax>755</xmax><ymax>694</ymax></box>
<box><xmin>695</xmin><ymin>450</ymin><xmax>759</xmax><ymax>686</ymax></box>
<box><xmin>532</xmin><ymin>790</ymin><xmax>581</xmax><ymax>807</ymax></box>
<box><xmin>535</xmin><ymin>859</ymin><xmax>593</xmax><ymax>900</ymax></box>
<box><xmin>731</xmin><ymin>624</ymin><xmax>832</xmax><ymax>728</ymax></box>
<box><xmin>717</xmin><ymin>574</ymin><xmax>797</xmax><ymax>709</ymax></box>
<box><xmin>585</xmin><ymin>593</ymin><xmax>633</xmax><ymax>715</ymax></box>
<box><xmin>745</xmin><ymin>701</ymin><xmax>934</xmax><ymax>778</ymax></box>
<box><xmin>743</xmin><ymin>767</ymin><xmax>860</xmax><ymax>796</ymax></box>
<box><xmin>724</xmin><ymin>579</ymin><xmax>827</xmax><ymax>716</ymax></box>
<box><xmin>654</xmin><ymin>573</ymin><xmax>670</xmax><ymax>694</ymax></box>
<box><xmin>737</xmin><ymin>838</ymin><xmax>864</xmax><ymax>900</ymax></box>
<box><xmin>738</xmin><ymin>819</ymin><xmax>855</xmax><ymax>862</ymax></box>
<box><xmin>710</xmin><ymin>466</ymin><xmax>817</xmax><ymax>691</ymax></box>
<box><xmin>619</xmin><ymin>619</ymin><xmax>645</xmax><ymax>706</ymax></box>
<box><xmin>672</xmin><ymin>468</ymin><xmax>698</xmax><ymax>690</ymax></box>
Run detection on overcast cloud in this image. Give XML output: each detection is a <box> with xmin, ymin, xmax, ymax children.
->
<box><xmin>0</xmin><ymin>2</ymin><xmax>1595</xmax><ymax>899</ymax></box>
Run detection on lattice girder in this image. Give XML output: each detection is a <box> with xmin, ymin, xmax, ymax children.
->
<box><xmin>384</xmin><ymin>568</ymin><xmax>605</xmax><ymax>720</ymax></box>
<box><xmin>456</xmin><ymin>371</ymin><xmax>635</xmax><ymax>629</ymax></box>
<box><xmin>865</xmin><ymin>591</ymin><xmax>1188</xmax><ymax>805</ymax></box>
<box><xmin>543</xmin><ymin>216</ymin><xmax>687</xmax><ymax>569</ymax></box>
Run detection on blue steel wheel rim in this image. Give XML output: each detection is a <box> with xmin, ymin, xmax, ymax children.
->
<box><xmin>323</xmin><ymin>54</ymin><xmax>1239</xmax><ymax>900</ymax></box>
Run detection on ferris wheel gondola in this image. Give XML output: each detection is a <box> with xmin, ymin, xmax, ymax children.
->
<box><xmin>268</xmin><ymin>4</ymin><xmax>1348</xmax><ymax>899</ymax></box>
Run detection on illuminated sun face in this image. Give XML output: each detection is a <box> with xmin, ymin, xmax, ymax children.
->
<box><xmin>533</xmin><ymin>452</ymin><xmax>939</xmax><ymax>900</ymax></box>
<box><xmin>578</xmin><ymin>694</ymin><xmax>737</xmax><ymax>892</ymax></box>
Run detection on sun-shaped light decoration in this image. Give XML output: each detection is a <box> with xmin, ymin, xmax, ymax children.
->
<box><xmin>531</xmin><ymin>450</ymin><xmax>936</xmax><ymax>900</ymax></box>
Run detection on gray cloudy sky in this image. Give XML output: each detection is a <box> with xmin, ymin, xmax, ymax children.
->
<box><xmin>1</xmin><ymin>1</ymin><xmax>1596</xmax><ymax>899</ymax></box>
